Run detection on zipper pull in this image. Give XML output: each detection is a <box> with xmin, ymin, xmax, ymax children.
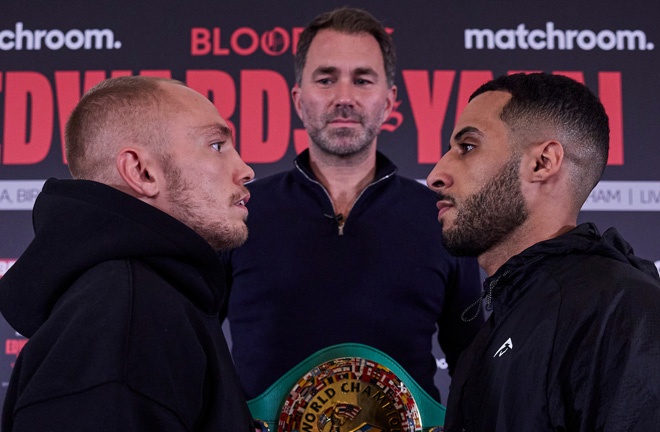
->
<box><xmin>324</xmin><ymin>213</ymin><xmax>345</xmax><ymax>236</ymax></box>
<box><xmin>336</xmin><ymin>214</ymin><xmax>344</xmax><ymax>236</ymax></box>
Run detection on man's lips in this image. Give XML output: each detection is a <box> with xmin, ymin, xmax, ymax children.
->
<box><xmin>328</xmin><ymin>116</ymin><xmax>360</xmax><ymax>125</ymax></box>
<box><xmin>234</xmin><ymin>193</ymin><xmax>250</xmax><ymax>208</ymax></box>
<box><xmin>436</xmin><ymin>200</ymin><xmax>454</xmax><ymax>218</ymax></box>
<box><xmin>329</xmin><ymin>121</ymin><xmax>359</xmax><ymax>126</ymax></box>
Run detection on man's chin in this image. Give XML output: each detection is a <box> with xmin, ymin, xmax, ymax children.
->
<box><xmin>208</xmin><ymin>226</ymin><xmax>248</xmax><ymax>252</ymax></box>
<box><xmin>227</xmin><ymin>228</ymin><xmax>249</xmax><ymax>250</ymax></box>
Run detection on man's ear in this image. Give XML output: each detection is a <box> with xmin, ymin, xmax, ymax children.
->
<box><xmin>116</xmin><ymin>147</ymin><xmax>160</xmax><ymax>197</ymax></box>
<box><xmin>528</xmin><ymin>140</ymin><xmax>564</xmax><ymax>182</ymax></box>
<box><xmin>382</xmin><ymin>84</ymin><xmax>398</xmax><ymax>123</ymax></box>
<box><xmin>291</xmin><ymin>84</ymin><xmax>303</xmax><ymax>120</ymax></box>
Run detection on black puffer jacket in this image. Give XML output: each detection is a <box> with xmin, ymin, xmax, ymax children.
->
<box><xmin>445</xmin><ymin>223</ymin><xmax>660</xmax><ymax>431</ymax></box>
<box><xmin>0</xmin><ymin>179</ymin><xmax>253</xmax><ymax>432</ymax></box>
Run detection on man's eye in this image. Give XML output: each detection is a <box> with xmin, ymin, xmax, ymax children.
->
<box><xmin>459</xmin><ymin>143</ymin><xmax>475</xmax><ymax>154</ymax></box>
<box><xmin>354</xmin><ymin>79</ymin><xmax>372</xmax><ymax>85</ymax></box>
<box><xmin>317</xmin><ymin>78</ymin><xmax>332</xmax><ymax>85</ymax></box>
<box><xmin>211</xmin><ymin>142</ymin><xmax>225</xmax><ymax>152</ymax></box>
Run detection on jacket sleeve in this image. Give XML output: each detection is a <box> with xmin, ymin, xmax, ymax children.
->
<box><xmin>554</xmin><ymin>282</ymin><xmax>660</xmax><ymax>431</ymax></box>
<box><xmin>589</xmin><ymin>304</ymin><xmax>660</xmax><ymax>431</ymax></box>
<box><xmin>10</xmin><ymin>382</ymin><xmax>189</xmax><ymax>432</ymax></box>
<box><xmin>436</xmin><ymin>256</ymin><xmax>485</xmax><ymax>375</ymax></box>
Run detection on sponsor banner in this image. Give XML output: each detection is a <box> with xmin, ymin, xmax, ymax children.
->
<box><xmin>582</xmin><ymin>181</ymin><xmax>660</xmax><ymax>211</ymax></box>
<box><xmin>5</xmin><ymin>179</ymin><xmax>660</xmax><ymax>213</ymax></box>
<box><xmin>464</xmin><ymin>22</ymin><xmax>655</xmax><ymax>51</ymax></box>
<box><xmin>0</xmin><ymin>22</ymin><xmax>122</xmax><ymax>51</ymax></box>
<box><xmin>0</xmin><ymin>180</ymin><xmax>46</xmax><ymax>211</ymax></box>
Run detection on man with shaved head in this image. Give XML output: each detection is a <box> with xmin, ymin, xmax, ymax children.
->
<box><xmin>0</xmin><ymin>76</ymin><xmax>256</xmax><ymax>431</ymax></box>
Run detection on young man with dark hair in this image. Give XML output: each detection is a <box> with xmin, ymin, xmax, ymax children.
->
<box><xmin>428</xmin><ymin>72</ymin><xmax>660</xmax><ymax>431</ymax></box>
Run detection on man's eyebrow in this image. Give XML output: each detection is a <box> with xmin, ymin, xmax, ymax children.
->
<box><xmin>353</xmin><ymin>66</ymin><xmax>378</xmax><ymax>77</ymax></box>
<box><xmin>312</xmin><ymin>66</ymin><xmax>338</xmax><ymax>76</ymax></box>
<box><xmin>311</xmin><ymin>66</ymin><xmax>378</xmax><ymax>78</ymax></box>
<box><xmin>453</xmin><ymin>126</ymin><xmax>483</xmax><ymax>143</ymax></box>
<box><xmin>196</xmin><ymin>124</ymin><xmax>233</xmax><ymax>140</ymax></box>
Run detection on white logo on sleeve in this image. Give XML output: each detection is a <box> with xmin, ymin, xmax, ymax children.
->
<box><xmin>493</xmin><ymin>338</ymin><xmax>513</xmax><ymax>357</ymax></box>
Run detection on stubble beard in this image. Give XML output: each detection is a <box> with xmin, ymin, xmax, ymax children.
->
<box><xmin>305</xmin><ymin>105</ymin><xmax>383</xmax><ymax>158</ymax></box>
<box><xmin>162</xmin><ymin>157</ymin><xmax>248</xmax><ymax>251</ymax></box>
<box><xmin>441</xmin><ymin>155</ymin><xmax>528</xmax><ymax>257</ymax></box>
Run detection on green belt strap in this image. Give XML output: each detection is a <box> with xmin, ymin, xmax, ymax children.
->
<box><xmin>247</xmin><ymin>342</ymin><xmax>446</xmax><ymax>429</ymax></box>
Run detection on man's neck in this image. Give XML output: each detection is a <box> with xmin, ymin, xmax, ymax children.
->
<box><xmin>479</xmin><ymin>218</ymin><xmax>577</xmax><ymax>276</ymax></box>
<box><xmin>308</xmin><ymin>145</ymin><xmax>378</xmax><ymax>218</ymax></box>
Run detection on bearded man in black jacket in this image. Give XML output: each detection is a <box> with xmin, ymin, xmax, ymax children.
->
<box><xmin>427</xmin><ymin>72</ymin><xmax>660</xmax><ymax>431</ymax></box>
<box><xmin>0</xmin><ymin>76</ymin><xmax>256</xmax><ymax>431</ymax></box>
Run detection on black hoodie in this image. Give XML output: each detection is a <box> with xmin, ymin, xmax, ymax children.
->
<box><xmin>445</xmin><ymin>223</ymin><xmax>660</xmax><ymax>432</ymax></box>
<box><xmin>0</xmin><ymin>179</ymin><xmax>253</xmax><ymax>432</ymax></box>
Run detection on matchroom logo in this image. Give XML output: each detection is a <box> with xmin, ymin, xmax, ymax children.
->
<box><xmin>465</xmin><ymin>22</ymin><xmax>655</xmax><ymax>51</ymax></box>
<box><xmin>0</xmin><ymin>22</ymin><xmax>122</xmax><ymax>51</ymax></box>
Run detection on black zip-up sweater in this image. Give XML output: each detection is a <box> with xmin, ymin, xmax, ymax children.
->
<box><xmin>224</xmin><ymin>150</ymin><xmax>484</xmax><ymax>402</ymax></box>
<box><xmin>0</xmin><ymin>179</ymin><xmax>253</xmax><ymax>432</ymax></box>
<box><xmin>445</xmin><ymin>223</ymin><xmax>660</xmax><ymax>431</ymax></box>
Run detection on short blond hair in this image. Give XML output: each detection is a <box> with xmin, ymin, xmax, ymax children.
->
<box><xmin>65</xmin><ymin>76</ymin><xmax>185</xmax><ymax>181</ymax></box>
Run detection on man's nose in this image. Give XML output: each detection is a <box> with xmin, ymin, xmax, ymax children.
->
<box><xmin>426</xmin><ymin>158</ymin><xmax>452</xmax><ymax>191</ymax></box>
<box><xmin>333</xmin><ymin>80</ymin><xmax>355</xmax><ymax>107</ymax></box>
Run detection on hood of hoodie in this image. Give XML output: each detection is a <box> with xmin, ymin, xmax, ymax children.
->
<box><xmin>484</xmin><ymin>223</ymin><xmax>659</xmax><ymax>300</ymax></box>
<box><xmin>0</xmin><ymin>178</ymin><xmax>226</xmax><ymax>337</ymax></box>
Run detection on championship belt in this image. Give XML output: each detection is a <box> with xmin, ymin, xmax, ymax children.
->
<box><xmin>249</xmin><ymin>343</ymin><xmax>445</xmax><ymax>432</ymax></box>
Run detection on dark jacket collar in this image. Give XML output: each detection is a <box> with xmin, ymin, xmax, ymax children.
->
<box><xmin>484</xmin><ymin>222</ymin><xmax>659</xmax><ymax>303</ymax></box>
<box><xmin>292</xmin><ymin>149</ymin><xmax>398</xmax><ymax>184</ymax></box>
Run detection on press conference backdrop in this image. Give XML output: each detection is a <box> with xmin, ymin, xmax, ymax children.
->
<box><xmin>1</xmin><ymin>0</ymin><xmax>659</xmax><ymax>407</ymax></box>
